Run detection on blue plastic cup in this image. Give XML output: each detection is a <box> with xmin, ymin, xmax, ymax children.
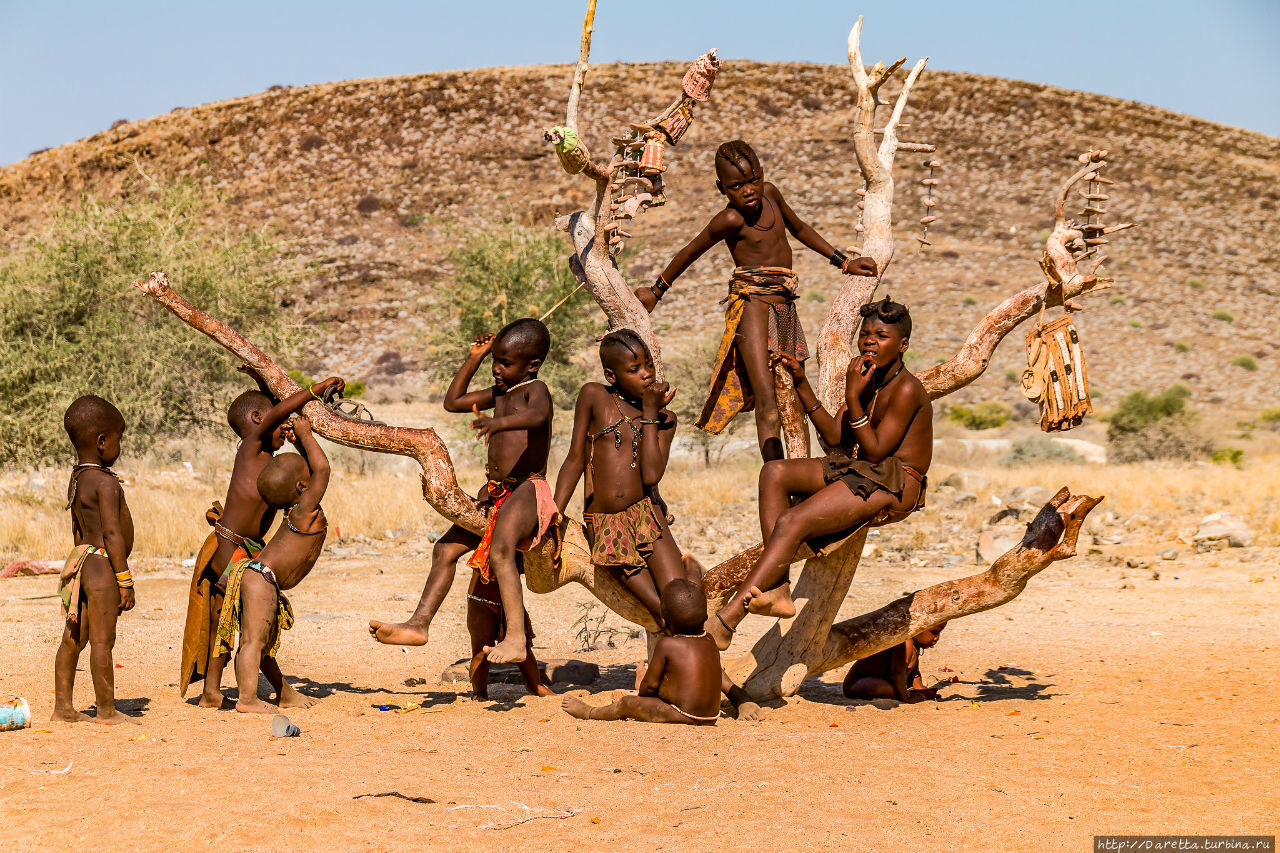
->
<box><xmin>1</xmin><ymin>697</ymin><xmax>31</xmax><ymax>731</ymax></box>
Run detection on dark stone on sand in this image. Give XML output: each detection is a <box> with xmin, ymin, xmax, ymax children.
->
<box><xmin>439</xmin><ymin>657</ymin><xmax>599</xmax><ymax>687</ymax></box>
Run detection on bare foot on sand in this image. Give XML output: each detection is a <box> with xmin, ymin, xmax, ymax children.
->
<box><xmin>197</xmin><ymin>689</ymin><xmax>227</xmax><ymax>709</ymax></box>
<box><xmin>746</xmin><ymin>583</ymin><xmax>796</xmax><ymax>619</ymax></box>
<box><xmin>236</xmin><ymin>698</ymin><xmax>275</xmax><ymax>714</ymax></box>
<box><xmin>735</xmin><ymin>700</ymin><xmax>765</xmax><ymax>722</ymax></box>
<box><xmin>484</xmin><ymin>636</ymin><xmax>527</xmax><ymax>664</ymax></box>
<box><xmin>49</xmin><ymin>707</ymin><xmax>92</xmax><ymax>723</ymax></box>
<box><xmin>93</xmin><ymin>710</ymin><xmax>139</xmax><ymax>725</ymax></box>
<box><xmin>561</xmin><ymin>695</ymin><xmax>595</xmax><ymax>720</ymax></box>
<box><xmin>278</xmin><ymin>683</ymin><xmax>315</xmax><ymax>709</ymax></box>
<box><xmin>368</xmin><ymin>619</ymin><xmax>429</xmax><ymax>646</ymax></box>
<box><xmin>705</xmin><ymin>613</ymin><xmax>734</xmax><ymax>651</ymax></box>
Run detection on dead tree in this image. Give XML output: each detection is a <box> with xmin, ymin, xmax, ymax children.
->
<box><xmin>138</xmin><ymin>16</ymin><xmax>1112</xmax><ymax>701</ymax></box>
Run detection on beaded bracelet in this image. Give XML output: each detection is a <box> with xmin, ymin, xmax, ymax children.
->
<box><xmin>639</xmin><ymin>418</ymin><xmax>663</xmax><ymax>425</ymax></box>
<box><xmin>848</xmin><ymin>414</ymin><xmax>870</xmax><ymax>429</ymax></box>
<box><xmin>114</xmin><ymin>570</ymin><xmax>135</xmax><ymax>589</ymax></box>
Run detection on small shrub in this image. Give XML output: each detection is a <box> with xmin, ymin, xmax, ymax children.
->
<box><xmin>1187</xmin><ymin>277</ymin><xmax>1205</xmax><ymax>291</ymax></box>
<box><xmin>802</xmin><ymin>287</ymin><xmax>827</xmax><ymax>303</ymax></box>
<box><xmin>1231</xmin><ymin>355</ymin><xmax>1258</xmax><ymax>371</ymax></box>
<box><xmin>999</xmin><ymin>435</ymin><xmax>1083</xmax><ymax>467</ymax></box>
<box><xmin>961</xmin><ymin>295</ymin><xmax>978</xmax><ymax>306</ymax></box>
<box><xmin>1109</xmin><ymin>295</ymin><xmax>1127</xmax><ymax>305</ymax></box>
<box><xmin>1004</xmin><ymin>368</ymin><xmax>1020</xmax><ymax>383</ymax></box>
<box><xmin>1106</xmin><ymin>384</ymin><xmax>1211</xmax><ymax>463</ymax></box>
<box><xmin>1173</xmin><ymin>341</ymin><xmax>1191</xmax><ymax>353</ymax></box>
<box><xmin>1126</xmin><ymin>318</ymin><xmax>1143</xmax><ymax>329</ymax></box>
<box><xmin>1211</xmin><ymin>309</ymin><xmax>1234</xmax><ymax>323</ymax></box>
<box><xmin>1211</xmin><ymin>448</ymin><xmax>1244</xmax><ymax>466</ymax></box>
<box><xmin>949</xmin><ymin>401</ymin><xmax>1012</xmax><ymax>431</ymax></box>
<box><xmin>1260</xmin><ymin>407</ymin><xmax>1280</xmax><ymax>423</ymax></box>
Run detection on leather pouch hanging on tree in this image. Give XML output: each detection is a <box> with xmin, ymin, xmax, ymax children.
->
<box><xmin>1020</xmin><ymin>293</ymin><xmax>1091</xmax><ymax>432</ymax></box>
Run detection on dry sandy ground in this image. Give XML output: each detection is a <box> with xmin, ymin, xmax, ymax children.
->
<box><xmin>1</xmin><ymin>540</ymin><xmax>1276</xmax><ymax>851</ymax></box>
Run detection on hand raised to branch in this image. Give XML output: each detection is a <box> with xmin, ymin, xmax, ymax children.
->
<box><xmin>841</xmin><ymin>255</ymin><xmax>878</xmax><ymax>277</ymax></box>
<box><xmin>642</xmin><ymin>380</ymin><xmax>676</xmax><ymax>415</ymax></box>
<box><xmin>770</xmin><ymin>352</ymin><xmax>808</xmax><ymax>385</ymax></box>
<box><xmin>468</xmin><ymin>334</ymin><xmax>495</xmax><ymax>360</ymax></box>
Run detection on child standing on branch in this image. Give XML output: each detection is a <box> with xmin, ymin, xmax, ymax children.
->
<box><xmin>706</xmin><ymin>299</ymin><xmax>932</xmax><ymax>650</ymax></box>
<box><xmin>554</xmin><ymin>330</ymin><xmax>694</xmax><ymax>630</ymax></box>
<box><xmin>52</xmin><ymin>396</ymin><xmax>137</xmax><ymax>724</ymax></box>
<box><xmin>636</xmin><ymin>139</ymin><xmax>878</xmax><ymax>461</ymax></box>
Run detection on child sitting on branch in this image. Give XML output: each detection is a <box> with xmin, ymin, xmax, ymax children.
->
<box><xmin>554</xmin><ymin>330</ymin><xmax>696</xmax><ymax>630</ymax></box>
<box><xmin>370</xmin><ymin>320</ymin><xmax>559</xmax><ymax>667</ymax></box>
<box><xmin>707</xmin><ymin>298</ymin><xmax>932</xmax><ymax>650</ymax></box>
<box><xmin>636</xmin><ymin>139</ymin><xmax>878</xmax><ymax>461</ymax></box>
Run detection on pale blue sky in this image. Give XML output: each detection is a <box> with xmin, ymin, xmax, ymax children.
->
<box><xmin>1</xmin><ymin>0</ymin><xmax>1276</xmax><ymax>166</ymax></box>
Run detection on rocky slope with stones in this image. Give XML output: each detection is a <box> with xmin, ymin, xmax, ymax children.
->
<box><xmin>2</xmin><ymin>61</ymin><xmax>1276</xmax><ymax>415</ymax></box>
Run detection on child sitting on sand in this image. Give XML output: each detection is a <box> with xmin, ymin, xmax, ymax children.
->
<box><xmin>843</xmin><ymin>622</ymin><xmax>946</xmax><ymax>703</ymax></box>
<box><xmin>563</xmin><ymin>579</ymin><xmax>721</xmax><ymax>725</ymax></box>
<box><xmin>368</xmin><ymin>319</ymin><xmax>558</xmax><ymax>669</ymax></box>
<box><xmin>180</xmin><ymin>370</ymin><xmax>343</xmax><ymax>710</ymax></box>
<box><xmin>707</xmin><ymin>298</ymin><xmax>932</xmax><ymax>649</ymax></box>
<box><xmin>216</xmin><ymin>415</ymin><xmax>330</xmax><ymax>714</ymax></box>
<box><xmin>52</xmin><ymin>396</ymin><xmax>137</xmax><ymax>724</ymax></box>
<box><xmin>636</xmin><ymin>139</ymin><xmax>878</xmax><ymax>462</ymax></box>
<box><xmin>554</xmin><ymin>329</ymin><xmax>696</xmax><ymax>629</ymax></box>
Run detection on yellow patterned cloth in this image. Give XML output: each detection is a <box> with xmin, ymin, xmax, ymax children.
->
<box><xmin>697</xmin><ymin>266</ymin><xmax>808</xmax><ymax>434</ymax></box>
<box><xmin>214</xmin><ymin>557</ymin><xmax>294</xmax><ymax>659</ymax></box>
<box><xmin>586</xmin><ymin>496</ymin><xmax>664</xmax><ymax>574</ymax></box>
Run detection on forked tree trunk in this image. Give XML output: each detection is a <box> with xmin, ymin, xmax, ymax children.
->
<box><xmin>137</xmin><ymin>16</ymin><xmax>1118</xmax><ymax>701</ymax></box>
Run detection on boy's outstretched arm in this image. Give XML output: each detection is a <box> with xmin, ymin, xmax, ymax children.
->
<box><xmin>289</xmin><ymin>416</ymin><xmax>331</xmax><ymax>513</ymax></box>
<box><xmin>471</xmin><ymin>383</ymin><xmax>552</xmax><ymax>441</ymax></box>
<box><xmin>770</xmin><ymin>184</ymin><xmax>878</xmax><ymax>277</ymax></box>
<box><xmin>444</xmin><ymin>334</ymin><xmax>497</xmax><ymax>413</ymax></box>
<box><xmin>97</xmin><ymin>478</ymin><xmax>135</xmax><ymax>614</ymax></box>
<box><xmin>638</xmin><ymin>382</ymin><xmax>677</xmax><ymax>488</ymax></box>
<box><xmin>637</xmin><ymin>646</ymin><xmax>668</xmax><ymax>698</ymax></box>
<box><xmin>245</xmin><ymin>376</ymin><xmax>343</xmax><ymax>446</ymax></box>
<box><xmin>772</xmin><ymin>354</ymin><xmax>844</xmax><ymax>446</ymax></box>
<box><xmin>553</xmin><ymin>387</ymin><xmax>595</xmax><ymax>513</ymax></box>
<box><xmin>237</xmin><ymin>363</ymin><xmax>277</xmax><ymax>401</ymax></box>
<box><xmin>841</xmin><ymin>357</ymin><xmax>921</xmax><ymax>462</ymax></box>
<box><xmin>635</xmin><ymin>212</ymin><xmax>739</xmax><ymax>312</ymax></box>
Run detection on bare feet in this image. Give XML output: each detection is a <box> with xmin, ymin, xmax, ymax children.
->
<box><xmin>735</xmin><ymin>700</ymin><xmax>765</xmax><ymax>722</ymax></box>
<box><xmin>561</xmin><ymin>695</ymin><xmax>594</xmax><ymax>720</ymax></box>
<box><xmin>745</xmin><ymin>583</ymin><xmax>797</xmax><ymax>619</ymax></box>
<box><xmin>93</xmin><ymin>710</ymin><xmax>139</xmax><ymax>725</ymax></box>
<box><xmin>484</xmin><ymin>635</ymin><xmax>527</xmax><ymax>664</ymax></box>
<box><xmin>368</xmin><ymin>619</ymin><xmax>429</xmax><ymax>646</ymax></box>
<box><xmin>49</xmin><ymin>707</ymin><xmax>91</xmax><ymax>723</ymax></box>
<box><xmin>277</xmin><ymin>683</ymin><xmax>315</xmax><ymax>709</ymax></box>
<box><xmin>528</xmin><ymin>683</ymin><xmax>556</xmax><ymax>698</ymax></box>
<box><xmin>197</xmin><ymin>689</ymin><xmax>226</xmax><ymax>709</ymax></box>
<box><xmin>705</xmin><ymin>612</ymin><xmax>735</xmax><ymax>651</ymax></box>
<box><xmin>236</xmin><ymin>698</ymin><xmax>275</xmax><ymax>714</ymax></box>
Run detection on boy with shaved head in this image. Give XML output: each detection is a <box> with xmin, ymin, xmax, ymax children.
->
<box><xmin>636</xmin><ymin>139</ymin><xmax>878</xmax><ymax>462</ymax></box>
<box><xmin>53</xmin><ymin>395</ymin><xmax>137</xmax><ymax>723</ymax></box>
<box><xmin>218</xmin><ymin>414</ymin><xmax>331</xmax><ymax>713</ymax></box>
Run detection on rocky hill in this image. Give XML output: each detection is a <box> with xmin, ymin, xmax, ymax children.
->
<box><xmin>3</xmin><ymin>61</ymin><xmax>1277</xmax><ymax>416</ymax></box>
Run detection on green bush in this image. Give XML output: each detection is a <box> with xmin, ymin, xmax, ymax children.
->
<box><xmin>1106</xmin><ymin>384</ymin><xmax>1211</xmax><ymax>463</ymax></box>
<box><xmin>961</xmin><ymin>295</ymin><xmax>978</xmax><ymax>306</ymax></box>
<box><xmin>427</xmin><ymin>225</ymin><xmax>595</xmax><ymax>399</ymax></box>
<box><xmin>999</xmin><ymin>435</ymin><xmax>1084</xmax><ymax>467</ymax></box>
<box><xmin>1211</xmin><ymin>447</ymin><xmax>1244</xmax><ymax>465</ymax></box>
<box><xmin>1109</xmin><ymin>295</ymin><xmax>1127</xmax><ymax>305</ymax></box>
<box><xmin>802</xmin><ymin>287</ymin><xmax>827</xmax><ymax>303</ymax></box>
<box><xmin>1173</xmin><ymin>340</ymin><xmax>1191</xmax><ymax>353</ymax></box>
<box><xmin>287</xmin><ymin>369</ymin><xmax>365</xmax><ymax>399</ymax></box>
<box><xmin>1187</xmin><ymin>277</ymin><xmax>1205</xmax><ymax>291</ymax></box>
<box><xmin>0</xmin><ymin>182</ymin><xmax>298</xmax><ymax>466</ymax></box>
<box><xmin>1211</xmin><ymin>309</ymin><xmax>1234</xmax><ymax>323</ymax></box>
<box><xmin>665</xmin><ymin>340</ymin><xmax>744</xmax><ymax>466</ymax></box>
<box><xmin>1260</xmin><ymin>407</ymin><xmax>1280</xmax><ymax>423</ymax></box>
<box><xmin>1126</xmin><ymin>318</ymin><xmax>1143</xmax><ymax>329</ymax></box>
<box><xmin>1230</xmin><ymin>355</ymin><xmax>1258</xmax><ymax>371</ymax></box>
<box><xmin>948</xmin><ymin>401</ymin><xmax>1012</xmax><ymax>430</ymax></box>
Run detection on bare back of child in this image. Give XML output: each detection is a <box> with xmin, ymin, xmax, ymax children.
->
<box><xmin>707</xmin><ymin>299</ymin><xmax>933</xmax><ymax>649</ymax></box>
<box><xmin>554</xmin><ymin>330</ymin><xmax>695</xmax><ymax>629</ymax></box>
<box><xmin>220</xmin><ymin>415</ymin><xmax>330</xmax><ymax>714</ymax></box>
<box><xmin>52</xmin><ymin>396</ymin><xmax>137</xmax><ymax>725</ymax></box>
<box><xmin>843</xmin><ymin>622</ymin><xmax>946</xmax><ymax>703</ymax></box>
<box><xmin>369</xmin><ymin>319</ymin><xmax>558</xmax><ymax>667</ymax></box>
<box><xmin>637</xmin><ymin>140</ymin><xmax>877</xmax><ymax>462</ymax></box>
<box><xmin>563</xmin><ymin>579</ymin><xmax>721</xmax><ymax>725</ymax></box>
<box><xmin>188</xmin><ymin>372</ymin><xmax>341</xmax><ymax>710</ymax></box>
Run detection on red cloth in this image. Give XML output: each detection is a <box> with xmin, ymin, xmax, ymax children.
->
<box><xmin>466</xmin><ymin>476</ymin><xmax>558</xmax><ymax>582</ymax></box>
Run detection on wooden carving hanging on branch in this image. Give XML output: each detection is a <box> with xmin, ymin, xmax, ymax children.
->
<box><xmin>1020</xmin><ymin>149</ymin><xmax>1136</xmax><ymax>431</ymax></box>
